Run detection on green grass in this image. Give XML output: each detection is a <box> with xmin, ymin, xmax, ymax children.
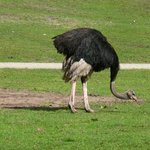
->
<box><xmin>0</xmin><ymin>69</ymin><xmax>149</xmax><ymax>150</ymax></box>
<box><xmin>0</xmin><ymin>0</ymin><xmax>150</xmax><ymax>63</ymax></box>
<box><xmin>0</xmin><ymin>69</ymin><xmax>149</xmax><ymax>101</ymax></box>
<box><xmin>0</xmin><ymin>68</ymin><xmax>150</xmax><ymax>150</ymax></box>
<box><xmin>0</xmin><ymin>102</ymin><xmax>150</xmax><ymax>150</ymax></box>
<box><xmin>0</xmin><ymin>0</ymin><xmax>150</xmax><ymax>149</ymax></box>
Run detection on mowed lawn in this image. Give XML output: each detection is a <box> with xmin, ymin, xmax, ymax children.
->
<box><xmin>0</xmin><ymin>0</ymin><xmax>149</xmax><ymax>63</ymax></box>
<box><xmin>0</xmin><ymin>69</ymin><xmax>150</xmax><ymax>150</ymax></box>
<box><xmin>1</xmin><ymin>103</ymin><xmax>150</xmax><ymax>150</ymax></box>
<box><xmin>0</xmin><ymin>0</ymin><xmax>150</xmax><ymax>149</ymax></box>
<box><xmin>0</xmin><ymin>69</ymin><xmax>149</xmax><ymax>101</ymax></box>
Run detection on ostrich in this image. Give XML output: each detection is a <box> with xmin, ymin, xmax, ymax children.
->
<box><xmin>52</xmin><ymin>28</ymin><xmax>137</xmax><ymax>113</ymax></box>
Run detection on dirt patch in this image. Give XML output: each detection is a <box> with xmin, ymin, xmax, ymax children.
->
<box><xmin>0</xmin><ymin>88</ymin><xmax>142</xmax><ymax>109</ymax></box>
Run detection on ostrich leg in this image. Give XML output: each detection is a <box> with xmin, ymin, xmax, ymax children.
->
<box><xmin>81</xmin><ymin>78</ymin><xmax>94</xmax><ymax>113</ymax></box>
<box><xmin>68</xmin><ymin>81</ymin><xmax>77</xmax><ymax>113</ymax></box>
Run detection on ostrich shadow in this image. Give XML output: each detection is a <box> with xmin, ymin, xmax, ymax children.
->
<box><xmin>3</xmin><ymin>105</ymin><xmax>131</xmax><ymax>113</ymax></box>
<box><xmin>3</xmin><ymin>106</ymin><xmax>69</xmax><ymax>112</ymax></box>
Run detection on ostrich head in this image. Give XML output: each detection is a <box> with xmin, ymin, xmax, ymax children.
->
<box><xmin>110</xmin><ymin>81</ymin><xmax>137</xmax><ymax>101</ymax></box>
<box><xmin>126</xmin><ymin>90</ymin><xmax>137</xmax><ymax>101</ymax></box>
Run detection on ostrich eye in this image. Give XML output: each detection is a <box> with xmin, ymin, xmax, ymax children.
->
<box><xmin>132</xmin><ymin>91</ymin><xmax>136</xmax><ymax>95</ymax></box>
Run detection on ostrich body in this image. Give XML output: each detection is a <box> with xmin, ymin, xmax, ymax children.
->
<box><xmin>52</xmin><ymin>28</ymin><xmax>137</xmax><ymax>112</ymax></box>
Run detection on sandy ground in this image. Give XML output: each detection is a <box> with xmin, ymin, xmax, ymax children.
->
<box><xmin>0</xmin><ymin>88</ymin><xmax>142</xmax><ymax>110</ymax></box>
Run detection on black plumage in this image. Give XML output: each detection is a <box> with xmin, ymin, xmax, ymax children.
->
<box><xmin>52</xmin><ymin>28</ymin><xmax>137</xmax><ymax>113</ymax></box>
<box><xmin>52</xmin><ymin>28</ymin><xmax>119</xmax><ymax>82</ymax></box>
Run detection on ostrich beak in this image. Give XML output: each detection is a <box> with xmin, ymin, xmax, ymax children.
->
<box><xmin>131</xmin><ymin>95</ymin><xmax>137</xmax><ymax>101</ymax></box>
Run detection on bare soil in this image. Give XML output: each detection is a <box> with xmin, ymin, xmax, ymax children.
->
<box><xmin>0</xmin><ymin>88</ymin><xmax>141</xmax><ymax>109</ymax></box>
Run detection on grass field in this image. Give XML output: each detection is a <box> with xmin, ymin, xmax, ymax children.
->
<box><xmin>1</xmin><ymin>103</ymin><xmax>150</xmax><ymax>150</ymax></box>
<box><xmin>0</xmin><ymin>0</ymin><xmax>150</xmax><ymax>63</ymax></box>
<box><xmin>0</xmin><ymin>69</ymin><xmax>150</xmax><ymax>149</ymax></box>
<box><xmin>0</xmin><ymin>0</ymin><xmax>150</xmax><ymax>149</ymax></box>
<box><xmin>0</xmin><ymin>69</ymin><xmax>149</xmax><ymax>101</ymax></box>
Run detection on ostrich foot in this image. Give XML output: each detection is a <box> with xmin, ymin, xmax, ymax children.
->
<box><xmin>85</xmin><ymin>108</ymin><xmax>94</xmax><ymax>113</ymax></box>
<box><xmin>68</xmin><ymin>104</ymin><xmax>77</xmax><ymax>113</ymax></box>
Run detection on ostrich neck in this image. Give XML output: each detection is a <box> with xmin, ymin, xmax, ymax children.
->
<box><xmin>110</xmin><ymin>81</ymin><xmax>129</xmax><ymax>100</ymax></box>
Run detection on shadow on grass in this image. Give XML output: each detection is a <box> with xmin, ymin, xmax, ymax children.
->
<box><xmin>2</xmin><ymin>106</ymin><xmax>130</xmax><ymax>114</ymax></box>
<box><xmin>2</xmin><ymin>106</ymin><xmax>69</xmax><ymax>112</ymax></box>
